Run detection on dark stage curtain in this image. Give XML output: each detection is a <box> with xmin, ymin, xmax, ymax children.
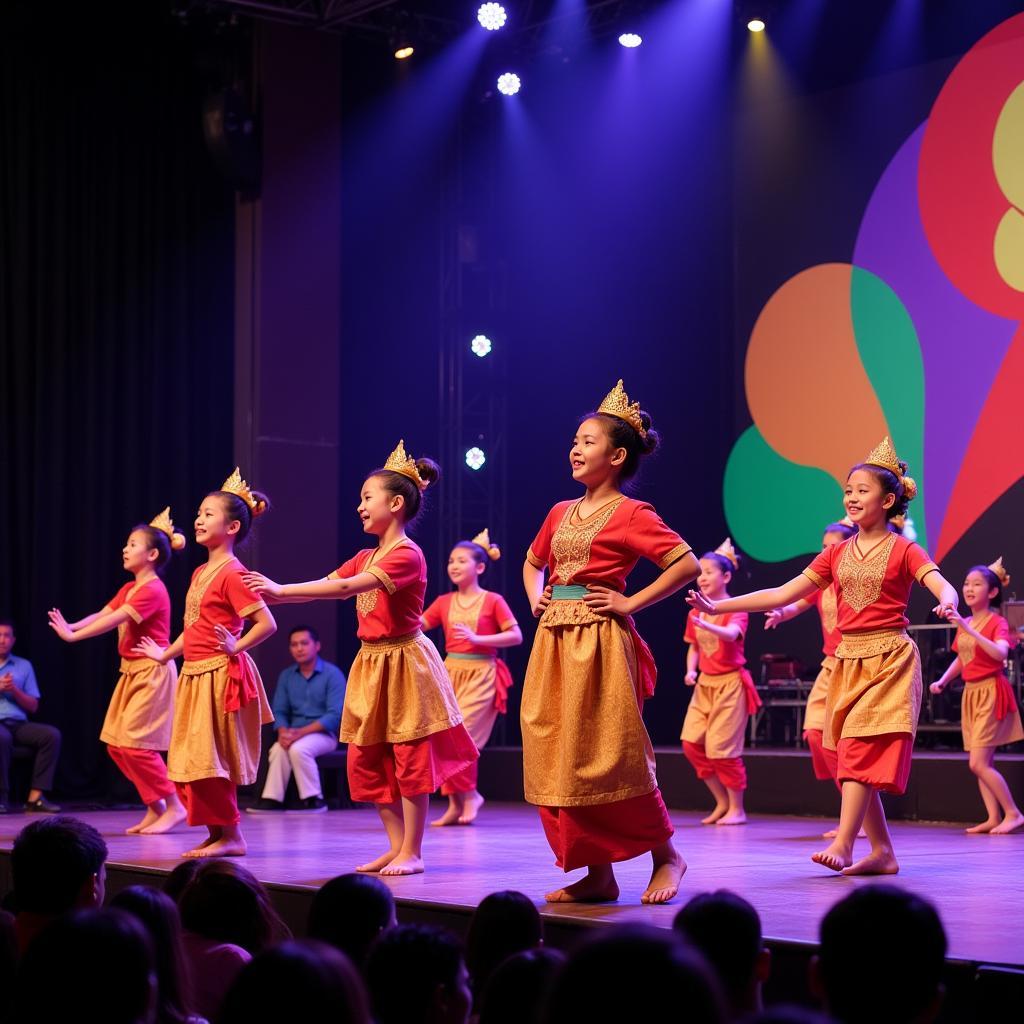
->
<box><xmin>0</xmin><ymin>3</ymin><xmax>236</xmax><ymax>799</ymax></box>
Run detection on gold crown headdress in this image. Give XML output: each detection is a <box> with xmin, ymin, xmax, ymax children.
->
<box><xmin>149</xmin><ymin>507</ymin><xmax>186</xmax><ymax>551</ymax></box>
<box><xmin>988</xmin><ymin>556</ymin><xmax>1011</xmax><ymax>589</ymax></box>
<box><xmin>471</xmin><ymin>528</ymin><xmax>501</xmax><ymax>561</ymax></box>
<box><xmin>597</xmin><ymin>379</ymin><xmax>647</xmax><ymax>439</ymax></box>
<box><xmin>715</xmin><ymin>536</ymin><xmax>739</xmax><ymax>568</ymax></box>
<box><xmin>384</xmin><ymin>440</ymin><xmax>428</xmax><ymax>492</ymax></box>
<box><xmin>221</xmin><ymin>467</ymin><xmax>259</xmax><ymax>511</ymax></box>
<box><xmin>863</xmin><ymin>436</ymin><xmax>917</xmax><ymax>500</ymax></box>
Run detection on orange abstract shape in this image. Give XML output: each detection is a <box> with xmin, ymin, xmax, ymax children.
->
<box><xmin>935</xmin><ymin>324</ymin><xmax>1024</xmax><ymax>561</ymax></box>
<box><xmin>918</xmin><ymin>13</ymin><xmax>1024</xmax><ymax>320</ymax></box>
<box><xmin>745</xmin><ymin>264</ymin><xmax>889</xmax><ymax>484</ymax></box>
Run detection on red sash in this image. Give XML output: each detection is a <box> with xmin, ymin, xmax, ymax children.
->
<box><xmin>224</xmin><ymin>652</ymin><xmax>259</xmax><ymax>713</ymax></box>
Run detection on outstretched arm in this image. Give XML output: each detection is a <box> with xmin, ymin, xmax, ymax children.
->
<box><xmin>687</xmin><ymin>574</ymin><xmax>819</xmax><ymax>616</ymax></box>
<box><xmin>930</xmin><ymin>657</ymin><xmax>962</xmax><ymax>694</ymax></box>
<box><xmin>765</xmin><ymin>598</ymin><xmax>814</xmax><ymax>630</ymax></box>
<box><xmin>49</xmin><ymin>606</ymin><xmax>132</xmax><ymax>643</ymax></box>
<box><xmin>451</xmin><ymin>624</ymin><xmax>523</xmax><ymax>648</ymax></box>
<box><xmin>243</xmin><ymin>571</ymin><xmax>381</xmax><ymax>603</ymax></box>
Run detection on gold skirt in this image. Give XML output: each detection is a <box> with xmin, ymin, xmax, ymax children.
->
<box><xmin>961</xmin><ymin>677</ymin><xmax>1024</xmax><ymax>751</ymax></box>
<box><xmin>825</xmin><ymin>630</ymin><xmax>921</xmax><ymax>750</ymax></box>
<box><xmin>444</xmin><ymin>657</ymin><xmax>500</xmax><ymax>753</ymax></box>
<box><xmin>803</xmin><ymin>655</ymin><xmax>837</xmax><ymax>734</ymax></box>
<box><xmin>167</xmin><ymin>653</ymin><xmax>273</xmax><ymax>785</ymax></box>
<box><xmin>521</xmin><ymin>615</ymin><xmax>657</xmax><ymax>807</ymax></box>
<box><xmin>341</xmin><ymin>632</ymin><xmax>464</xmax><ymax>746</ymax></box>
<box><xmin>680</xmin><ymin>670</ymin><xmax>749</xmax><ymax>759</ymax></box>
<box><xmin>100</xmin><ymin>658</ymin><xmax>177</xmax><ymax>750</ymax></box>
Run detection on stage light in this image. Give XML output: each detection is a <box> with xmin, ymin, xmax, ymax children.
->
<box><xmin>465</xmin><ymin>447</ymin><xmax>487</xmax><ymax>471</ymax></box>
<box><xmin>497</xmin><ymin>72</ymin><xmax>521</xmax><ymax>96</ymax></box>
<box><xmin>478</xmin><ymin>3</ymin><xmax>507</xmax><ymax>31</ymax></box>
<box><xmin>747</xmin><ymin>19</ymin><xmax>765</xmax><ymax>33</ymax></box>
<box><xmin>618</xmin><ymin>33</ymin><xmax>642</xmax><ymax>48</ymax></box>
<box><xmin>470</xmin><ymin>334</ymin><xmax>493</xmax><ymax>357</ymax></box>
<box><xmin>394</xmin><ymin>45</ymin><xmax>415</xmax><ymax>59</ymax></box>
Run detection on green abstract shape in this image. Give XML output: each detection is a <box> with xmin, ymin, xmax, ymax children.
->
<box><xmin>850</xmin><ymin>266</ymin><xmax>928</xmax><ymax>550</ymax></box>
<box><xmin>724</xmin><ymin>426</ymin><xmax>844</xmax><ymax>563</ymax></box>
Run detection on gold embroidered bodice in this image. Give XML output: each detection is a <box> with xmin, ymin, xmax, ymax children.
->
<box><xmin>695</xmin><ymin>615</ymin><xmax>723</xmax><ymax>656</ymax></box>
<box><xmin>550</xmin><ymin>497</ymin><xmax>625</xmax><ymax>584</ymax></box>
<box><xmin>837</xmin><ymin>532</ymin><xmax>897</xmax><ymax>613</ymax></box>
<box><xmin>956</xmin><ymin>614</ymin><xmax>990</xmax><ymax>667</ymax></box>
<box><xmin>821</xmin><ymin>585</ymin><xmax>838</xmax><ymax>634</ymax></box>
<box><xmin>184</xmin><ymin>559</ymin><xmax>235</xmax><ymax>628</ymax></box>
<box><xmin>448</xmin><ymin>592</ymin><xmax>485</xmax><ymax>633</ymax></box>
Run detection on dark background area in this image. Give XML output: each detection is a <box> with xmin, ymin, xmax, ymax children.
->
<box><xmin>2</xmin><ymin>0</ymin><xmax>1022</xmax><ymax>798</ymax></box>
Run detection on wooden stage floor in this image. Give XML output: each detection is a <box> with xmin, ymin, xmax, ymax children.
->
<box><xmin>2</xmin><ymin>803</ymin><xmax>1022</xmax><ymax>968</ymax></box>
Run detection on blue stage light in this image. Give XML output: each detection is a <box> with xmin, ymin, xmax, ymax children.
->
<box><xmin>618</xmin><ymin>33</ymin><xmax>642</xmax><ymax>48</ymax></box>
<box><xmin>465</xmin><ymin>447</ymin><xmax>487</xmax><ymax>471</ymax></box>
<box><xmin>478</xmin><ymin>4</ymin><xmax>507</xmax><ymax>31</ymax></box>
<box><xmin>497</xmin><ymin>72</ymin><xmax>521</xmax><ymax>96</ymax></box>
<box><xmin>470</xmin><ymin>335</ymin><xmax>493</xmax><ymax>357</ymax></box>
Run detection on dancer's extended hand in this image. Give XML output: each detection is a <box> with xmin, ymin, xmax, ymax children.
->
<box><xmin>686</xmin><ymin>589</ymin><xmax>717</xmax><ymax>615</ymax></box>
<box><xmin>47</xmin><ymin>608</ymin><xmax>74</xmax><ymax>642</ymax></box>
<box><xmin>764</xmin><ymin>608</ymin><xmax>784</xmax><ymax>630</ymax></box>
<box><xmin>242</xmin><ymin>572</ymin><xmax>284</xmax><ymax>599</ymax></box>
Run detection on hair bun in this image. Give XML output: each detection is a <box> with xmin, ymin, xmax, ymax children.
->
<box><xmin>488</xmin><ymin>544</ymin><xmax>501</xmax><ymax>562</ymax></box>
<box><xmin>171</xmin><ymin>530</ymin><xmax>187</xmax><ymax>551</ymax></box>
<box><xmin>415</xmin><ymin>457</ymin><xmax>441</xmax><ymax>489</ymax></box>
<box><xmin>249</xmin><ymin>490</ymin><xmax>271</xmax><ymax>517</ymax></box>
<box><xmin>901</xmin><ymin>475</ymin><xmax>918</xmax><ymax>501</ymax></box>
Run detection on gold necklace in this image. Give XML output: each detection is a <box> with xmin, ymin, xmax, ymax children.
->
<box><xmin>454</xmin><ymin>590</ymin><xmax>486</xmax><ymax>612</ymax></box>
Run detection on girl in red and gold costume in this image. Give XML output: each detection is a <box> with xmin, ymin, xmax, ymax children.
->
<box><xmin>422</xmin><ymin>529</ymin><xmax>522</xmax><ymax>826</ymax></box>
<box><xmin>681</xmin><ymin>538</ymin><xmax>761</xmax><ymax>826</ymax></box>
<box><xmin>522</xmin><ymin>380</ymin><xmax>699</xmax><ymax>905</ymax></box>
<box><xmin>136</xmin><ymin>471</ymin><xmax>277</xmax><ymax>858</ymax></box>
<box><xmin>49</xmin><ymin>508</ymin><xmax>188</xmax><ymax>835</ymax></box>
<box><xmin>930</xmin><ymin>558</ymin><xmax>1024</xmax><ymax>834</ymax></box>
<box><xmin>244</xmin><ymin>442</ymin><xmax>478</xmax><ymax>876</ymax></box>
<box><xmin>765</xmin><ymin>520</ymin><xmax>856</xmax><ymax>836</ymax></box>
<box><xmin>688</xmin><ymin>438</ymin><xmax>958</xmax><ymax>875</ymax></box>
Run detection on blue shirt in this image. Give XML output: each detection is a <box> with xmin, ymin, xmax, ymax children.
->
<box><xmin>0</xmin><ymin>654</ymin><xmax>40</xmax><ymax>723</ymax></box>
<box><xmin>271</xmin><ymin>657</ymin><xmax>346</xmax><ymax>735</ymax></box>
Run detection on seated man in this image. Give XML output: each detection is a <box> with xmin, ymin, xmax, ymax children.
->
<box><xmin>248</xmin><ymin>625</ymin><xmax>345</xmax><ymax>813</ymax></box>
<box><xmin>0</xmin><ymin>619</ymin><xmax>62</xmax><ymax>814</ymax></box>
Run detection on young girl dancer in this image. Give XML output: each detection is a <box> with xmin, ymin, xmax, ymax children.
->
<box><xmin>136</xmin><ymin>471</ymin><xmax>276</xmax><ymax>858</ymax></box>
<box><xmin>766</xmin><ymin>520</ymin><xmax>856</xmax><ymax>836</ymax></box>
<box><xmin>522</xmin><ymin>380</ymin><xmax>700</xmax><ymax>905</ymax></box>
<box><xmin>688</xmin><ymin>438</ymin><xmax>958</xmax><ymax>875</ymax></box>
<box><xmin>930</xmin><ymin>558</ymin><xmax>1024</xmax><ymax>834</ymax></box>
<box><xmin>681</xmin><ymin>538</ymin><xmax>761</xmax><ymax>826</ymax></box>
<box><xmin>422</xmin><ymin>529</ymin><xmax>522</xmax><ymax>826</ymax></box>
<box><xmin>48</xmin><ymin>509</ymin><xmax>187</xmax><ymax>834</ymax></box>
<box><xmin>243</xmin><ymin>442</ymin><xmax>478</xmax><ymax>876</ymax></box>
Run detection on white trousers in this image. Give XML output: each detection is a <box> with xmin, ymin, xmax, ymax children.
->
<box><xmin>261</xmin><ymin>730</ymin><xmax>339</xmax><ymax>801</ymax></box>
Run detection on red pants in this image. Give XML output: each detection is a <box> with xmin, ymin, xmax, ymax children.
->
<box><xmin>107</xmin><ymin>745</ymin><xmax>176</xmax><ymax>805</ymax></box>
<box><xmin>835</xmin><ymin>733</ymin><xmax>913</xmax><ymax>795</ymax></box>
<box><xmin>441</xmin><ymin>761</ymin><xmax>478</xmax><ymax>796</ymax></box>
<box><xmin>348</xmin><ymin>724</ymin><xmax>477</xmax><ymax>805</ymax></box>
<box><xmin>682</xmin><ymin>740</ymin><xmax>747</xmax><ymax>791</ymax></box>
<box><xmin>176</xmin><ymin>777</ymin><xmax>239</xmax><ymax>826</ymax></box>
<box><xmin>804</xmin><ymin>729</ymin><xmax>841</xmax><ymax>790</ymax></box>
<box><xmin>539</xmin><ymin>790</ymin><xmax>674</xmax><ymax>872</ymax></box>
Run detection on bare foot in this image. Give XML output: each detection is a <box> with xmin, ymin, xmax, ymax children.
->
<box><xmin>380</xmin><ymin>855</ymin><xmax>425</xmax><ymax>876</ymax></box>
<box><xmin>126</xmin><ymin>809</ymin><xmax>161</xmax><ymax>835</ymax></box>
<box><xmin>823</xmin><ymin>826</ymin><xmax>867</xmax><ymax>839</ymax></box>
<box><xmin>842</xmin><ymin>846</ymin><xmax>899</xmax><ymax>875</ymax></box>
<box><xmin>184</xmin><ymin>836</ymin><xmax>247</xmax><ymax>858</ymax></box>
<box><xmin>641</xmin><ymin>848</ymin><xmax>687</xmax><ymax>904</ymax></box>
<box><xmin>356</xmin><ymin>849</ymin><xmax>400</xmax><ymax>873</ymax></box>
<box><xmin>431</xmin><ymin>804</ymin><xmax>462</xmax><ymax>827</ymax></box>
<box><xmin>965</xmin><ymin>818</ymin><xmax>1000</xmax><ymax>834</ymax></box>
<box><xmin>716</xmin><ymin>811</ymin><xmax>747</xmax><ymax>826</ymax></box>
<box><xmin>141</xmin><ymin>806</ymin><xmax>188</xmax><ymax>835</ymax></box>
<box><xmin>545</xmin><ymin>873</ymin><xmax>620</xmax><ymax>904</ymax></box>
<box><xmin>811</xmin><ymin>839</ymin><xmax>854</xmax><ymax>872</ymax></box>
<box><xmin>701</xmin><ymin>803</ymin><xmax>728</xmax><ymax>825</ymax></box>
<box><xmin>991</xmin><ymin>812</ymin><xmax>1024</xmax><ymax>835</ymax></box>
<box><xmin>457</xmin><ymin>792</ymin><xmax>485</xmax><ymax>825</ymax></box>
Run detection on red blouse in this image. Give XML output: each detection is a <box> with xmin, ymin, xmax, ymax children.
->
<box><xmin>108</xmin><ymin>578</ymin><xmax>171</xmax><ymax>658</ymax></box>
<box><xmin>334</xmin><ymin>540</ymin><xmax>427</xmax><ymax>642</ymax></box>
<box><xmin>526</xmin><ymin>497</ymin><xmax>690</xmax><ymax>589</ymax></box>
<box><xmin>182</xmin><ymin>558</ymin><xmax>267</xmax><ymax>662</ymax></box>
<box><xmin>803</xmin><ymin>533</ymin><xmax>938</xmax><ymax>633</ymax></box>
<box><xmin>685</xmin><ymin>610</ymin><xmax>748</xmax><ymax>674</ymax></box>
<box><xmin>422</xmin><ymin>591</ymin><xmax>518</xmax><ymax>655</ymax></box>
<box><xmin>953</xmin><ymin>613</ymin><xmax>1016</xmax><ymax>682</ymax></box>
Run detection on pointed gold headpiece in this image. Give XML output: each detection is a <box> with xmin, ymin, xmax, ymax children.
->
<box><xmin>221</xmin><ymin>468</ymin><xmax>258</xmax><ymax>511</ymax></box>
<box><xmin>384</xmin><ymin>440</ymin><xmax>428</xmax><ymax>492</ymax></box>
<box><xmin>597</xmin><ymin>379</ymin><xmax>647</xmax><ymax>439</ymax></box>
<box><xmin>863</xmin><ymin>436</ymin><xmax>902</xmax><ymax>474</ymax></box>
<box><xmin>471</xmin><ymin>528</ymin><xmax>501</xmax><ymax>561</ymax></box>
<box><xmin>149</xmin><ymin>507</ymin><xmax>186</xmax><ymax>551</ymax></box>
<box><xmin>715</xmin><ymin>536</ymin><xmax>739</xmax><ymax>568</ymax></box>
<box><xmin>988</xmin><ymin>556</ymin><xmax>1011</xmax><ymax>589</ymax></box>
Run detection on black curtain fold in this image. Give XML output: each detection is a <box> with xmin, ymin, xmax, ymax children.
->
<box><xmin>0</xmin><ymin>2</ymin><xmax>236</xmax><ymax>798</ymax></box>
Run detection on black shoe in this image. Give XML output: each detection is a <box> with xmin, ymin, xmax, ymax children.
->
<box><xmin>288</xmin><ymin>796</ymin><xmax>328</xmax><ymax>813</ymax></box>
<box><xmin>24</xmin><ymin>796</ymin><xmax>61</xmax><ymax>813</ymax></box>
<box><xmin>245</xmin><ymin>798</ymin><xmax>286</xmax><ymax>814</ymax></box>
